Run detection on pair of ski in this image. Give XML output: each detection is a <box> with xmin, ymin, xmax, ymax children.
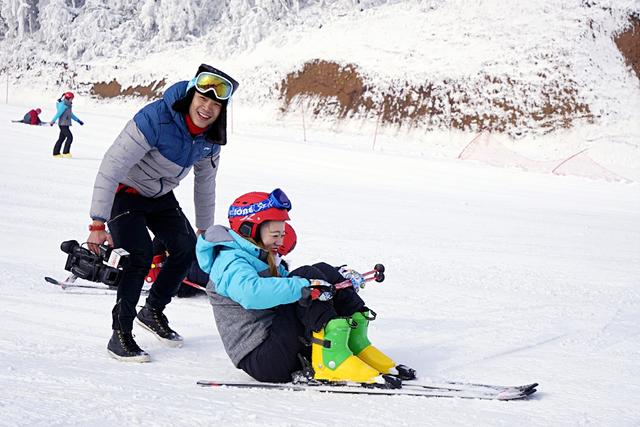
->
<box><xmin>46</xmin><ymin>266</ymin><xmax>537</xmax><ymax>400</ymax></box>
<box><xmin>10</xmin><ymin>120</ymin><xmax>48</xmax><ymax>126</ymax></box>
<box><xmin>44</xmin><ymin>275</ymin><xmax>202</xmax><ymax>294</ymax></box>
<box><xmin>44</xmin><ymin>276</ymin><xmax>151</xmax><ymax>294</ymax></box>
<box><xmin>197</xmin><ymin>376</ymin><xmax>538</xmax><ymax>401</ymax></box>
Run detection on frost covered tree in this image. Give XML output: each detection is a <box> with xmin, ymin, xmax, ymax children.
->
<box><xmin>1</xmin><ymin>0</ymin><xmax>39</xmax><ymax>38</ymax></box>
<box><xmin>64</xmin><ymin>0</ymin><xmax>139</xmax><ymax>59</ymax></box>
<box><xmin>37</xmin><ymin>0</ymin><xmax>76</xmax><ymax>52</ymax></box>
<box><xmin>0</xmin><ymin>11</ymin><xmax>6</xmax><ymax>39</ymax></box>
<box><xmin>140</xmin><ymin>0</ymin><xmax>216</xmax><ymax>42</ymax></box>
<box><xmin>0</xmin><ymin>0</ymin><xmax>408</xmax><ymax>61</ymax></box>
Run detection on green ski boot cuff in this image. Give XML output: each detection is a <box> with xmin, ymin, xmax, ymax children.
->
<box><xmin>348</xmin><ymin>311</ymin><xmax>373</xmax><ymax>355</ymax></box>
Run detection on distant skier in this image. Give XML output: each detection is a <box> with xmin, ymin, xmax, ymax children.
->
<box><xmin>50</xmin><ymin>92</ymin><xmax>84</xmax><ymax>158</ymax></box>
<box><xmin>196</xmin><ymin>189</ymin><xmax>403</xmax><ymax>384</ymax></box>
<box><xmin>12</xmin><ymin>108</ymin><xmax>43</xmax><ymax>125</ymax></box>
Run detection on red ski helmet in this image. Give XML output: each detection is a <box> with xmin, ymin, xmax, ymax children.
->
<box><xmin>228</xmin><ymin>188</ymin><xmax>291</xmax><ymax>239</ymax></box>
<box><xmin>63</xmin><ymin>91</ymin><xmax>74</xmax><ymax>100</ymax></box>
<box><xmin>278</xmin><ymin>222</ymin><xmax>297</xmax><ymax>256</ymax></box>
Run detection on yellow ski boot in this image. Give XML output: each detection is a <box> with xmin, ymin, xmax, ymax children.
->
<box><xmin>349</xmin><ymin>311</ymin><xmax>396</xmax><ymax>374</ymax></box>
<box><xmin>311</xmin><ymin>317</ymin><xmax>379</xmax><ymax>383</ymax></box>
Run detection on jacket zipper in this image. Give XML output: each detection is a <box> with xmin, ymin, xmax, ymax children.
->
<box><xmin>107</xmin><ymin>210</ymin><xmax>131</xmax><ymax>226</ymax></box>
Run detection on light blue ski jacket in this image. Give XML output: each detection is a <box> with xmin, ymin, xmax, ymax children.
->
<box><xmin>196</xmin><ymin>225</ymin><xmax>311</xmax><ymax>365</ymax></box>
<box><xmin>196</xmin><ymin>226</ymin><xmax>309</xmax><ymax>310</ymax></box>
<box><xmin>50</xmin><ymin>99</ymin><xmax>82</xmax><ymax>126</ymax></box>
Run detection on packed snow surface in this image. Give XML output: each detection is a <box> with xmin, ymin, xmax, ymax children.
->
<box><xmin>1</xmin><ymin>1</ymin><xmax>639</xmax><ymax>424</ymax></box>
<box><xmin>0</xmin><ymin>101</ymin><xmax>639</xmax><ymax>426</ymax></box>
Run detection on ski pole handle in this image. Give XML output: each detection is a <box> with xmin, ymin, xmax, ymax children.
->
<box><xmin>335</xmin><ymin>275</ymin><xmax>379</xmax><ymax>290</ymax></box>
<box><xmin>334</xmin><ymin>264</ymin><xmax>385</xmax><ymax>290</ymax></box>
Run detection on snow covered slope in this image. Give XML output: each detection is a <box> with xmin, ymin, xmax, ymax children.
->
<box><xmin>1</xmin><ymin>97</ymin><xmax>639</xmax><ymax>425</ymax></box>
<box><xmin>2</xmin><ymin>1</ymin><xmax>639</xmax><ymax>139</ymax></box>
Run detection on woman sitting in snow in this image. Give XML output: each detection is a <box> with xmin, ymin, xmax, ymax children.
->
<box><xmin>195</xmin><ymin>188</ymin><xmax>412</xmax><ymax>383</ymax></box>
<box><xmin>15</xmin><ymin>108</ymin><xmax>43</xmax><ymax>125</ymax></box>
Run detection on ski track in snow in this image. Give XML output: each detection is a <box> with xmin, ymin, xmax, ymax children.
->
<box><xmin>0</xmin><ymin>103</ymin><xmax>639</xmax><ymax>426</ymax></box>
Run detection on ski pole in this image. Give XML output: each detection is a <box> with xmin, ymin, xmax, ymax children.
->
<box><xmin>335</xmin><ymin>263</ymin><xmax>385</xmax><ymax>290</ymax></box>
<box><xmin>335</xmin><ymin>274</ymin><xmax>380</xmax><ymax>290</ymax></box>
<box><xmin>181</xmin><ymin>279</ymin><xmax>207</xmax><ymax>292</ymax></box>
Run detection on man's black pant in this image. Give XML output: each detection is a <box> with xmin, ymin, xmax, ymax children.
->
<box><xmin>53</xmin><ymin>125</ymin><xmax>73</xmax><ymax>155</ymax></box>
<box><xmin>108</xmin><ymin>190</ymin><xmax>196</xmax><ymax>332</ymax></box>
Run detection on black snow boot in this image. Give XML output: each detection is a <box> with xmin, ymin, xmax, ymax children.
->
<box><xmin>107</xmin><ymin>330</ymin><xmax>150</xmax><ymax>363</ymax></box>
<box><xmin>136</xmin><ymin>304</ymin><xmax>183</xmax><ymax>348</ymax></box>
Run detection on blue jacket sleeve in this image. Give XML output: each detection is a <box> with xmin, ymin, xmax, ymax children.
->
<box><xmin>215</xmin><ymin>255</ymin><xmax>310</xmax><ymax>310</ymax></box>
<box><xmin>50</xmin><ymin>102</ymin><xmax>66</xmax><ymax>123</ymax></box>
<box><xmin>71</xmin><ymin>113</ymin><xmax>82</xmax><ymax>124</ymax></box>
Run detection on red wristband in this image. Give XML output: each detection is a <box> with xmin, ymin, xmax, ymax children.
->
<box><xmin>88</xmin><ymin>223</ymin><xmax>106</xmax><ymax>231</ymax></box>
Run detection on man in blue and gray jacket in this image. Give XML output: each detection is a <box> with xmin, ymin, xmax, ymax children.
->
<box><xmin>86</xmin><ymin>64</ymin><xmax>239</xmax><ymax>362</ymax></box>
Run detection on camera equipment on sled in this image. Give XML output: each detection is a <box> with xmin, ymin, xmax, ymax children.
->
<box><xmin>60</xmin><ymin>240</ymin><xmax>129</xmax><ymax>287</ymax></box>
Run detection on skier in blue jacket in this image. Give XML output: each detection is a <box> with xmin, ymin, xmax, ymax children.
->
<box><xmin>86</xmin><ymin>64</ymin><xmax>239</xmax><ymax>363</ymax></box>
<box><xmin>196</xmin><ymin>189</ymin><xmax>400</xmax><ymax>384</ymax></box>
<box><xmin>49</xmin><ymin>92</ymin><xmax>84</xmax><ymax>158</ymax></box>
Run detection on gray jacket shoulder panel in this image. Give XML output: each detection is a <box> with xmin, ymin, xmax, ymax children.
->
<box><xmin>204</xmin><ymin>224</ymin><xmax>234</xmax><ymax>243</ymax></box>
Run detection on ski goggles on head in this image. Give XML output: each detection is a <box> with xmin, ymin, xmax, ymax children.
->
<box><xmin>228</xmin><ymin>188</ymin><xmax>292</xmax><ymax>218</ymax></box>
<box><xmin>269</xmin><ymin>188</ymin><xmax>292</xmax><ymax>210</ymax></box>
<box><xmin>187</xmin><ymin>72</ymin><xmax>234</xmax><ymax>100</ymax></box>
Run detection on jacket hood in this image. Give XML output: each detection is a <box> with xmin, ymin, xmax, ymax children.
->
<box><xmin>163</xmin><ymin>81</ymin><xmax>189</xmax><ymax>110</ymax></box>
<box><xmin>196</xmin><ymin>225</ymin><xmax>268</xmax><ymax>275</ymax></box>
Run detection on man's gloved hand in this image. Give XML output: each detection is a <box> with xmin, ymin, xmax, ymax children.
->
<box><xmin>78</xmin><ymin>120</ymin><xmax>84</xmax><ymax>126</ymax></box>
<box><xmin>300</xmin><ymin>279</ymin><xmax>336</xmax><ymax>304</ymax></box>
<box><xmin>338</xmin><ymin>266</ymin><xmax>366</xmax><ymax>292</ymax></box>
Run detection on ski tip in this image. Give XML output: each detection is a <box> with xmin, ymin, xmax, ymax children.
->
<box><xmin>520</xmin><ymin>383</ymin><xmax>539</xmax><ymax>393</ymax></box>
<box><xmin>44</xmin><ymin>276</ymin><xmax>58</xmax><ymax>285</ymax></box>
<box><xmin>504</xmin><ymin>388</ymin><xmax>538</xmax><ymax>400</ymax></box>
